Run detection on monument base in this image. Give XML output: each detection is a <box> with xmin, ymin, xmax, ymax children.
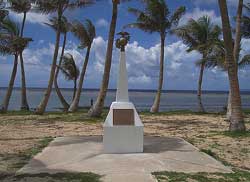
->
<box><xmin>103</xmin><ymin>102</ymin><xmax>144</xmax><ymax>154</ymax></box>
<box><xmin>103</xmin><ymin>125</ymin><xmax>143</xmax><ymax>153</ymax></box>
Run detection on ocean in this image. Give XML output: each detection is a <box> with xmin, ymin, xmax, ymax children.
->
<box><xmin>1</xmin><ymin>88</ymin><xmax>250</xmax><ymax>112</ymax></box>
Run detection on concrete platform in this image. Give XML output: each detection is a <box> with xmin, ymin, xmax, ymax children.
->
<box><xmin>19</xmin><ymin>136</ymin><xmax>232</xmax><ymax>182</ymax></box>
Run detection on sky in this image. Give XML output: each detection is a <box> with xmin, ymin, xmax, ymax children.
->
<box><xmin>0</xmin><ymin>0</ymin><xmax>250</xmax><ymax>91</ymax></box>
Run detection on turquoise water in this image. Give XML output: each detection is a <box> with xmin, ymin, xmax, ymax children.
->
<box><xmin>1</xmin><ymin>88</ymin><xmax>250</xmax><ymax>112</ymax></box>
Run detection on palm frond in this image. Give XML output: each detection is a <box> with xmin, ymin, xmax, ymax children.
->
<box><xmin>60</xmin><ymin>53</ymin><xmax>80</xmax><ymax>81</ymax></box>
<box><xmin>126</xmin><ymin>0</ymin><xmax>185</xmax><ymax>35</ymax></box>
<box><xmin>71</xmin><ymin>19</ymin><xmax>95</xmax><ymax>48</ymax></box>
<box><xmin>173</xmin><ymin>15</ymin><xmax>221</xmax><ymax>56</ymax></box>
<box><xmin>241</xmin><ymin>16</ymin><xmax>250</xmax><ymax>38</ymax></box>
<box><xmin>0</xmin><ymin>17</ymin><xmax>19</xmax><ymax>36</ymax></box>
<box><xmin>170</xmin><ymin>6</ymin><xmax>186</xmax><ymax>27</ymax></box>
<box><xmin>65</xmin><ymin>0</ymin><xmax>95</xmax><ymax>11</ymax></box>
<box><xmin>44</xmin><ymin>16</ymin><xmax>70</xmax><ymax>33</ymax></box>
<box><xmin>7</xmin><ymin>0</ymin><xmax>31</xmax><ymax>13</ymax></box>
<box><xmin>239</xmin><ymin>55</ymin><xmax>250</xmax><ymax>68</ymax></box>
<box><xmin>124</xmin><ymin>22</ymin><xmax>157</xmax><ymax>33</ymax></box>
<box><xmin>33</xmin><ymin>0</ymin><xmax>61</xmax><ymax>14</ymax></box>
<box><xmin>33</xmin><ymin>0</ymin><xmax>95</xmax><ymax>14</ymax></box>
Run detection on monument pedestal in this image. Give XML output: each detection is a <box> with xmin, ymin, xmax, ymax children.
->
<box><xmin>103</xmin><ymin>32</ymin><xmax>144</xmax><ymax>154</ymax></box>
<box><xmin>103</xmin><ymin>102</ymin><xmax>144</xmax><ymax>153</ymax></box>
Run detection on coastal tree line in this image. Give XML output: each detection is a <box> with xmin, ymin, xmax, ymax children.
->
<box><xmin>0</xmin><ymin>0</ymin><xmax>250</xmax><ymax>132</ymax></box>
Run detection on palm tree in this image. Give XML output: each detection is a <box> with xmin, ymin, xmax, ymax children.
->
<box><xmin>0</xmin><ymin>0</ymin><xmax>8</xmax><ymax>21</ymax></box>
<box><xmin>226</xmin><ymin>0</ymin><xmax>244</xmax><ymax>120</ymax></box>
<box><xmin>69</xmin><ymin>19</ymin><xmax>95</xmax><ymax>112</ymax></box>
<box><xmin>7</xmin><ymin>0</ymin><xmax>31</xmax><ymax>111</ymax></box>
<box><xmin>174</xmin><ymin>16</ymin><xmax>221</xmax><ymax>112</ymax></box>
<box><xmin>124</xmin><ymin>0</ymin><xmax>185</xmax><ymax>113</ymax></box>
<box><xmin>218</xmin><ymin>0</ymin><xmax>246</xmax><ymax>131</ymax></box>
<box><xmin>33</xmin><ymin>0</ymin><xmax>94</xmax><ymax>115</ymax></box>
<box><xmin>58</xmin><ymin>53</ymin><xmax>80</xmax><ymax>99</ymax></box>
<box><xmin>88</xmin><ymin>0</ymin><xmax>124</xmax><ymax>117</ymax></box>
<box><xmin>45</xmin><ymin>16</ymin><xmax>71</xmax><ymax>111</ymax></box>
<box><xmin>0</xmin><ymin>18</ymin><xmax>32</xmax><ymax>113</ymax></box>
<box><xmin>242</xmin><ymin>14</ymin><xmax>250</xmax><ymax>38</ymax></box>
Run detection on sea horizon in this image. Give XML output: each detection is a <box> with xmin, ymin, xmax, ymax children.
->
<box><xmin>1</xmin><ymin>87</ymin><xmax>250</xmax><ymax>94</ymax></box>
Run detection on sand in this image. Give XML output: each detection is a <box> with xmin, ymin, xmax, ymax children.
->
<box><xmin>0</xmin><ymin>112</ymin><xmax>249</xmax><ymax>173</ymax></box>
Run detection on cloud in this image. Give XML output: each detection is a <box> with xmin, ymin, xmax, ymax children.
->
<box><xmin>96</xmin><ymin>18</ymin><xmax>109</xmax><ymax>28</ymax></box>
<box><xmin>2</xmin><ymin>35</ymin><xmax>250</xmax><ymax>90</ymax></box>
<box><xmin>23</xmin><ymin>43</ymin><xmax>55</xmax><ymax>66</ymax></box>
<box><xmin>9</xmin><ymin>11</ymin><xmax>50</xmax><ymax>26</ymax></box>
<box><xmin>179</xmin><ymin>8</ymin><xmax>221</xmax><ymax>26</ymax></box>
<box><xmin>192</xmin><ymin>0</ymin><xmax>238</xmax><ymax>7</ymax></box>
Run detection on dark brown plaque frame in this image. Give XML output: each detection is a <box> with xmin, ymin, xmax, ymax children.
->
<box><xmin>113</xmin><ymin>109</ymin><xmax>134</xmax><ymax>125</ymax></box>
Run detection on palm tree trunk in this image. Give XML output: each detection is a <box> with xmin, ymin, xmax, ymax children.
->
<box><xmin>20</xmin><ymin>12</ymin><xmax>29</xmax><ymax>110</ymax></box>
<box><xmin>234</xmin><ymin>0</ymin><xmax>243</xmax><ymax>66</ymax></box>
<box><xmin>35</xmin><ymin>11</ymin><xmax>62</xmax><ymax>115</ymax></box>
<box><xmin>0</xmin><ymin>55</ymin><xmax>18</xmax><ymax>113</ymax></box>
<box><xmin>226</xmin><ymin>90</ymin><xmax>232</xmax><ymax>120</ymax></box>
<box><xmin>54</xmin><ymin>32</ymin><xmax>70</xmax><ymax>111</ymax></box>
<box><xmin>19</xmin><ymin>53</ymin><xmax>29</xmax><ymax>110</ymax></box>
<box><xmin>69</xmin><ymin>46</ymin><xmax>91</xmax><ymax>112</ymax></box>
<box><xmin>218</xmin><ymin>0</ymin><xmax>245</xmax><ymax>131</ymax></box>
<box><xmin>88</xmin><ymin>2</ymin><xmax>118</xmax><ymax>117</ymax></box>
<box><xmin>150</xmin><ymin>34</ymin><xmax>165</xmax><ymax>113</ymax></box>
<box><xmin>227</xmin><ymin>0</ymin><xmax>243</xmax><ymax>120</ymax></box>
<box><xmin>73</xmin><ymin>78</ymin><xmax>77</xmax><ymax>101</ymax></box>
<box><xmin>197</xmin><ymin>61</ymin><xmax>205</xmax><ymax>112</ymax></box>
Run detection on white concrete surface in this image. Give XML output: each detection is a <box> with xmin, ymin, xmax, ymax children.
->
<box><xmin>116</xmin><ymin>51</ymin><xmax>129</xmax><ymax>102</ymax></box>
<box><xmin>103</xmin><ymin>50</ymin><xmax>144</xmax><ymax>153</ymax></box>
<box><xmin>19</xmin><ymin>136</ymin><xmax>232</xmax><ymax>182</ymax></box>
<box><xmin>104</xmin><ymin>126</ymin><xmax>143</xmax><ymax>153</ymax></box>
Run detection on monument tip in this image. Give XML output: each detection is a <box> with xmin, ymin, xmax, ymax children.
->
<box><xmin>116</xmin><ymin>31</ymin><xmax>130</xmax><ymax>52</ymax></box>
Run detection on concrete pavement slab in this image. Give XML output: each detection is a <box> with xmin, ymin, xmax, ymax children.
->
<box><xmin>19</xmin><ymin>136</ymin><xmax>232</xmax><ymax>182</ymax></box>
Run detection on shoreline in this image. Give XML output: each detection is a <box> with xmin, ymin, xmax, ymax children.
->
<box><xmin>1</xmin><ymin>87</ymin><xmax>250</xmax><ymax>94</ymax></box>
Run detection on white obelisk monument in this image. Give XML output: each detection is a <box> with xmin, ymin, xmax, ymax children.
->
<box><xmin>103</xmin><ymin>32</ymin><xmax>144</xmax><ymax>153</ymax></box>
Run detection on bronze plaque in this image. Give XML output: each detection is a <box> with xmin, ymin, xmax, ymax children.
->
<box><xmin>113</xmin><ymin>109</ymin><xmax>134</xmax><ymax>125</ymax></box>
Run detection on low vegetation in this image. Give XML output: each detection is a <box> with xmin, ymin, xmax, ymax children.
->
<box><xmin>153</xmin><ymin>170</ymin><xmax>250</xmax><ymax>182</ymax></box>
<box><xmin>0</xmin><ymin>110</ymin><xmax>249</xmax><ymax>181</ymax></box>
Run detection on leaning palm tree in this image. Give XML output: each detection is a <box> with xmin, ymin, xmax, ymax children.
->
<box><xmin>45</xmin><ymin>16</ymin><xmax>71</xmax><ymax>111</ymax></box>
<box><xmin>174</xmin><ymin>16</ymin><xmax>221</xmax><ymax>112</ymax></box>
<box><xmin>0</xmin><ymin>18</ymin><xmax>32</xmax><ymax>113</ymax></box>
<box><xmin>7</xmin><ymin>0</ymin><xmax>31</xmax><ymax>110</ymax></box>
<box><xmin>58</xmin><ymin>53</ymin><xmax>80</xmax><ymax>99</ymax></box>
<box><xmin>218</xmin><ymin>0</ymin><xmax>245</xmax><ymax>131</ymax></box>
<box><xmin>69</xmin><ymin>19</ymin><xmax>95</xmax><ymax>112</ymax></box>
<box><xmin>89</xmin><ymin>0</ymin><xmax>128</xmax><ymax>117</ymax></box>
<box><xmin>33</xmin><ymin>0</ymin><xmax>94</xmax><ymax>114</ymax></box>
<box><xmin>124</xmin><ymin>0</ymin><xmax>185</xmax><ymax>113</ymax></box>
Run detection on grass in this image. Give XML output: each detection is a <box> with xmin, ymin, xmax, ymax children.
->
<box><xmin>0</xmin><ymin>136</ymin><xmax>102</xmax><ymax>182</ymax></box>
<box><xmin>0</xmin><ymin>172</ymin><xmax>102</xmax><ymax>182</ymax></box>
<box><xmin>207</xmin><ymin>130</ymin><xmax>250</xmax><ymax>139</ymax></box>
<box><xmin>153</xmin><ymin>169</ymin><xmax>250</xmax><ymax>182</ymax></box>
<box><xmin>243</xmin><ymin>109</ymin><xmax>250</xmax><ymax>115</ymax></box>
<box><xmin>200</xmin><ymin>148</ymin><xmax>231</xmax><ymax>167</ymax></box>
<box><xmin>240</xmin><ymin>148</ymin><xmax>250</xmax><ymax>154</ymax></box>
<box><xmin>1</xmin><ymin>137</ymin><xmax>54</xmax><ymax>172</ymax></box>
<box><xmin>221</xmin><ymin>131</ymin><xmax>250</xmax><ymax>138</ymax></box>
<box><xmin>27</xmin><ymin>137</ymin><xmax>54</xmax><ymax>157</ymax></box>
<box><xmin>140</xmin><ymin>109</ymin><xmax>224</xmax><ymax>116</ymax></box>
<box><xmin>0</xmin><ymin>109</ymin><xmax>108</xmax><ymax>124</ymax></box>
